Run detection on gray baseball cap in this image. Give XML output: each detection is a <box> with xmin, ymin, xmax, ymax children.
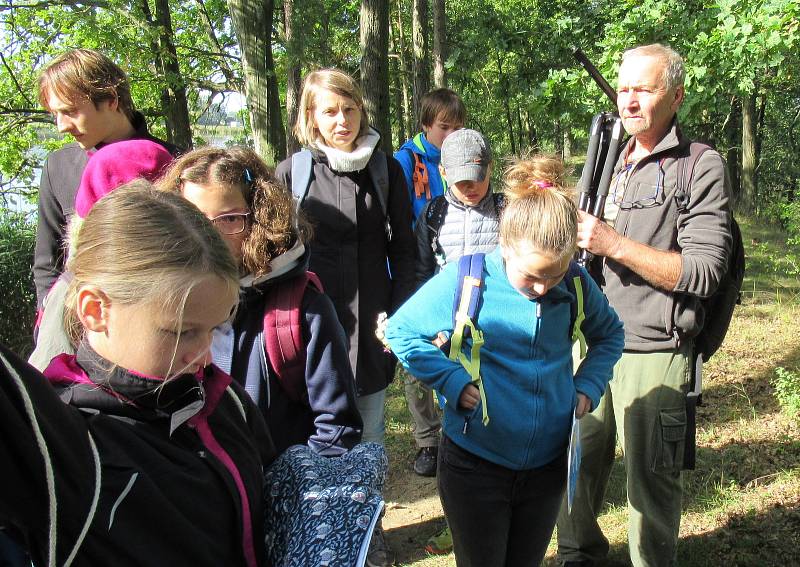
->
<box><xmin>441</xmin><ymin>129</ymin><xmax>492</xmax><ymax>184</ymax></box>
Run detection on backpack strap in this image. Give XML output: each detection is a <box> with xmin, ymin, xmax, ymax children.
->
<box><xmin>366</xmin><ymin>151</ymin><xmax>392</xmax><ymax>241</ymax></box>
<box><xmin>425</xmin><ymin>195</ymin><xmax>449</xmax><ymax>233</ymax></box>
<box><xmin>291</xmin><ymin>150</ymin><xmax>314</xmax><ymax>212</ymax></box>
<box><xmin>448</xmin><ymin>253</ymin><xmax>489</xmax><ymax>426</ymax></box>
<box><xmin>492</xmin><ymin>192</ymin><xmax>507</xmax><ymax>214</ymax></box>
<box><xmin>675</xmin><ymin>143</ymin><xmax>712</xmax><ymax>213</ymax></box>
<box><xmin>412</xmin><ymin>152</ymin><xmax>431</xmax><ymax>200</ymax></box>
<box><xmin>425</xmin><ymin>195</ymin><xmax>449</xmax><ymax>264</ymax></box>
<box><xmin>263</xmin><ymin>271</ymin><xmax>324</xmax><ymax>403</ymax></box>
<box><xmin>564</xmin><ymin>261</ymin><xmax>587</xmax><ymax>360</ymax></box>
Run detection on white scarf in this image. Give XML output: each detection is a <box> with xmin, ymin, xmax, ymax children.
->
<box><xmin>313</xmin><ymin>128</ymin><xmax>381</xmax><ymax>172</ymax></box>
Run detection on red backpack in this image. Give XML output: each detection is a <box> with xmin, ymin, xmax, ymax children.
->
<box><xmin>263</xmin><ymin>271</ymin><xmax>323</xmax><ymax>403</ymax></box>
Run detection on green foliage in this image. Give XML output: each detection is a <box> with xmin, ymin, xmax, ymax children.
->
<box><xmin>772</xmin><ymin>366</ymin><xmax>800</xmax><ymax>418</ymax></box>
<box><xmin>0</xmin><ymin>0</ymin><xmax>246</xmax><ymax>194</ymax></box>
<box><xmin>0</xmin><ymin>211</ymin><xmax>36</xmax><ymax>357</ymax></box>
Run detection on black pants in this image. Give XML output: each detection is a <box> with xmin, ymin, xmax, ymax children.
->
<box><xmin>438</xmin><ymin>435</ymin><xmax>567</xmax><ymax>567</ymax></box>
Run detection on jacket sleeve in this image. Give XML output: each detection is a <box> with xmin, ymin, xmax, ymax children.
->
<box><xmin>274</xmin><ymin>157</ymin><xmax>292</xmax><ymax>195</ymax></box>
<box><xmin>414</xmin><ymin>201</ymin><xmax>438</xmax><ymax>288</ymax></box>
<box><xmin>228</xmin><ymin>380</ymin><xmax>278</xmax><ymax>467</ymax></box>
<box><xmin>28</xmin><ymin>277</ymin><xmax>76</xmax><ymax>371</ymax></box>
<box><xmin>573</xmin><ymin>269</ymin><xmax>625</xmax><ymax>410</ymax></box>
<box><xmin>33</xmin><ymin>155</ymin><xmax>67</xmax><ymax>310</ymax></box>
<box><xmin>674</xmin><ymin>150</ymin><xmax>732</xmax><ymax>298</ymax></box>
<box><xmin>393</xmin><ymin>147</ymin><xmax>415</xmax><ymax>203</ymax></box>
<box><xmin>386</xmin><ymin>155</ymin><xmax>417</xmax><ymax>312</ymax></box>
<box><xmin>0</xmin><ymin>344</ymin><xmax>95</xmax><ymax>562</ymax></box>
<box><xmin>386</xmin><ymin>266</ymin><xmax>474</xmax><ymax>414</ymax></box>
<box><xmin>302</xmin><ymin>288</ymin><xmax>363</xmax><ymax>456</ymax></box>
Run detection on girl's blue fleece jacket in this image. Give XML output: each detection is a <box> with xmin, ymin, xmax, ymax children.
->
<box><xmin>386</xmin><ymin>247</ymin><xmax>624</xmax><ymax>471</ymax></box>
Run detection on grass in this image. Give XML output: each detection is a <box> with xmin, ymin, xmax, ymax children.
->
<box><xmin>381</xmin><ymin>215</ymin><xmax>800</xmax><ymax>566</ymax></box>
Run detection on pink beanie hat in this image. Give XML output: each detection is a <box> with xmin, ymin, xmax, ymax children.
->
<box><xmin>75</xmin><ymin>139</ymin><xmax>174</xmax><ymax>218</ymax></box>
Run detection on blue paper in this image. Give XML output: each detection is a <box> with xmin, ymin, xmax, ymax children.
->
<box><xmin>567</xmin><ymin>411</ymin><xmax>582</xmax><ymax>514</ymax></box>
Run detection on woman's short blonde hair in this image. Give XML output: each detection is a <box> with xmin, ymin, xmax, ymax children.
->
<box><xmin>294</xmin><ymin>68</ymin><xmax>370</xmax><ymax>148</ymax></box>
<box><xmin>158</xmin><ymin>146</ymin><xmax>312</xmax><ymax>278</ymax></box>
<box><xmin>64</xmin><ymin>180</ymin><xmax>239</xmax><ymax>345</ymax></box>
<box><xmin>500</xmin><ymin>154</ymin><xmax>577</xmax><ymax>259</ymax></box>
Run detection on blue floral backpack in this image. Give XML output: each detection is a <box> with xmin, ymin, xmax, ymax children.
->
<box><xmin>264</xmin><ymin>442</ymin><xmax>388</xmax><ymax>566</ymax></box>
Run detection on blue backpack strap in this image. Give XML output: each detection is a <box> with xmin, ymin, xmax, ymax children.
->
<box><xmin>290</xmin><ymin>150</ymin><xmax>314</xmax><ymax>211</ymax></box>
<box><xmin>366</xmin><ymin>151</ymin><xmax>392</xmax><ymax>240</ymax></box>
<box><xmin>448</xmin><ymin>253</ymin><xmax>489</xmax><ymax>426</ymax></box>
<box><xmin>564</xmin><ymin>261</ymin><xmax>587</xmax><ymax>360</ymax></box>
<box><xmin>451</xmin><ymin>254</ymin><xmax>485</xmax><ymax>330</ymax></box>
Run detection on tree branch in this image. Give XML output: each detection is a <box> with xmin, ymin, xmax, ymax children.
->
<box><xmin>0</xmin><ymin>53</ymin><xmax>34</xmax><ymax>107</ymax></box>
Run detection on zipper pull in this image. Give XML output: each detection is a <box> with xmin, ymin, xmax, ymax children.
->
<box><xmin>463</xmin><ymin>418</ymin><xmax>469</xmax><ymax>435</ymax></box>
<box><xmin>536</xmin><ymin>301</ymin><xmax>542</xmax><ymax>319</ymax></box>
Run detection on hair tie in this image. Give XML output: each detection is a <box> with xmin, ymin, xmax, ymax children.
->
<box><xmin>243</xmin><ymin>167</ymin><xmax>253</xmax><ymax>186</ymax></box>
<box><xmin>533</xmin><ymin>180</ymin><xmax>553</xmax><ymax>190</ymax></box>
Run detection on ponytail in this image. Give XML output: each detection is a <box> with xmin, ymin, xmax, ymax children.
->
<box><xmin>500</xmin><ymin>154</ymin><xmax>577</xmax><ymax>258</ymax></box>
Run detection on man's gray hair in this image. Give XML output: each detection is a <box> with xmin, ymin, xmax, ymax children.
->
<box><xmin>622</xmin><ymin>43</ymin><xmax>685</xmax><ymax>92</ymax></box>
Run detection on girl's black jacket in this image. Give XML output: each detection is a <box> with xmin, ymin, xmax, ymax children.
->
<box><xmin>0</xmin><ymin>342</ymin><xmax>276</xmax><ymax>567</ymax></box>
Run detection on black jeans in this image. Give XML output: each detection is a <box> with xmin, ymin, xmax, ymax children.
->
<box><xmin>438</xmin><ymin>435</ymin><xmax>567</xmax><ymax>567</ymax></box>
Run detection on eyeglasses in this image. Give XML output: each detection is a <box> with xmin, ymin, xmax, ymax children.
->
<box><xmin>209</xmin><ymin>212</ymin><xmax>251</xmax><ymax>235</ymax></box>
<box><xmin>610</xmin><ymin>158</ymin><xmax>666</xmax><ymax>210</ymax></box>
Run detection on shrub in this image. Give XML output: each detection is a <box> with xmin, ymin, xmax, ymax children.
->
<box><xmin>0</xmin><ymin>210</ymin><xmax>36</xmax><ymax>357</ymax></box>
<box><xmin>772</xmin><ymin>367</ymin><xmax>800</xmax><ymax>419</ymax></box>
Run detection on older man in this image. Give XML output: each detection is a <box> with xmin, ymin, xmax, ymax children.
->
<box><xmin>556</xmin><ymin>44</ymin><xmax>732</xmax><ymax>567</ymax></box>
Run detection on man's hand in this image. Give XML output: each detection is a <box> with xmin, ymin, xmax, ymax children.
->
<box><xmin>575</xmin><ymin>393</ymin><xmax>592</xmax><ymax>419</ymax></box>
<box><xmin>577</xmin><ymin>210</ymin><xmax>682</xmax><ymax>290</ymax></box>
<box><xmin>458</xmin><ymin>383</ymin><xmax>480</xmax><ymax>410</ymax></box>
<box><xmin>577</xmin><ymin>210</ymin><xmax>623</xmax><ymax>258</ymax></box>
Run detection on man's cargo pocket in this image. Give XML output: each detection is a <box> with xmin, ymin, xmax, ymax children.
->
<box><xmin>652</xmin><ymin>408</ymin><xmax>686</xmax><ymax>475</ymax></box>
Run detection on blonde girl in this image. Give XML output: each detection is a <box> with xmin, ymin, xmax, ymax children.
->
<box><xmin>159</xmin><ymin>146</ymin><xmax>362</xmax><ymax>456</ymax></box>
<box><xmin>386</xmin><ymin>155</ymin><xmax>625</xmax><ymax>567</ymax></box>
<box><xmin>1</xmin><ymin>182</ymin><xmax>274</xmax><ymax>567</ymax></box>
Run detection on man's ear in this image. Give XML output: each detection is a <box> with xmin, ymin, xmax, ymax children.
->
<box><xmin>672</xmin><ymin>85</ymin><xmax>685</xmax><ymax>112</ymax></box>
<box><xmin>76</xmin><ymin>286</ymin><xmax>112</xmax><ymax>333</ymax></box>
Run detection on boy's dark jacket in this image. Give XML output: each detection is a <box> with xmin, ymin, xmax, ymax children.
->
<box><xmin>0</xmin><ymin>342</ymin><xmax>275</xmax><ymax>566</ymax></box>
<box><xmin>32</xmin><ymin>111</ymin><xmax>181</xmax><ymax>309</ymax></box>
<box><xmin>213</xmin><ymin>242</ymin><xmax>363</xmax><ymax>456</ymax></box>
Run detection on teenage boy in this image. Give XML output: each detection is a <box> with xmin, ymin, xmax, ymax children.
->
<box><xmin>395</xmin><ymin>88</ymin><xmax>466</xmax><ymax>221</ymax></box>
<box><xmin>34</xmin><ymin>49</ymin><xmax>180</xmax><ymax>310</ymax></box>
<box><xmin>411</xmin><ymin>128</ymin><xmax>504</xmax><ymax>556</ymax></box>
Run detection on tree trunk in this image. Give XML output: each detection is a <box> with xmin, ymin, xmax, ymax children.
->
<box><xmin>431</xmin><ymin>0</ymin><xmax>446</xmax><ymax>88</ymax></box>
<box><xmin>284</xmin><ymin>0</ymin><xmax>302</xmax><ymax>154</ymax></box>
<box><xmin>388</xmin><ymin>17</ymin><xmax>404</xmax><ymax>148</ymax></box>
<box><xmin>723</xmin><ymin>97</ymin><xmax>741</xmax><ymax>202</ymax></box>
<box><xmin>741</xmin><ymin>92</ymin><xmax>757</xmax><ymax>214</ymax></box>
<box><xmin>153</xmin><ymin>0</ymin><xmax>192</xmax><ymax>150</ymax></box>
<box><xmin>411</xmin><ymin>0</ymin><xmax>430</xmax><ymax>126</ymax></box>
<box><xmin>228</xmin><ymin>0</ymin><xmax>286</xmax><ymax>165</ymax></box>
<box><xmin>553</xmin><ymin>119</ymin><xmax>562</xmax><ymax>157</ymax></box>
<box><xmin>360</xmin><ymin>0</ymin><xmax>391</xmax><ymax>153</ymax></box>
<box><xmin>496</xmin><ymin>54</ymin><xmax>515</xmax><ymax>154</ymax></box>
<box><xmin>563</xmin><ymin>126</ymin><xmax>572</xmax><ymax>160</ymax></box>
<box><xmin>135</xmin><ymin>0</ymin><xmax>192</xmax><ymax>149</ymax></box>
<box><xmin>395</xmin><ymin>2</ymin><xmax>413</xmax><ymax>138</ymax></box>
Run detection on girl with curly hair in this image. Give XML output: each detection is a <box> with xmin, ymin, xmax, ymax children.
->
<box><xmin>159</xmin><ymin>146</ymin><xmax>362</xmax><ymax>456</ymax></box>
